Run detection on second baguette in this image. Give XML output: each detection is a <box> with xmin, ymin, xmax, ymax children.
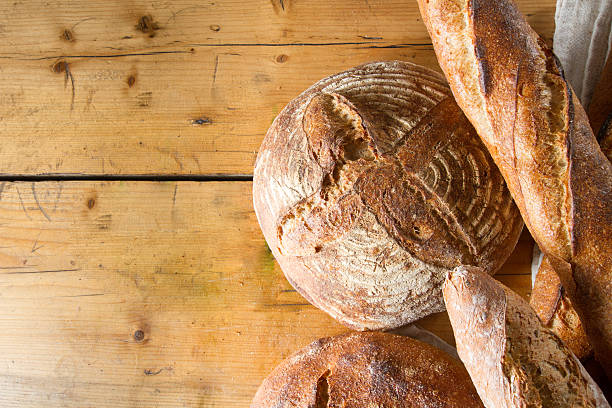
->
<box><xmin>444</xmin><ymin>266</ymin><xmax>608</xmax><ymax>408</ymax></box>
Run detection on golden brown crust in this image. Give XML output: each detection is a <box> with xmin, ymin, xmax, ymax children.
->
<box><xmin>531</xmin><ymin>256</ymin><xmax>592</xmax><ymax>360</ymax></box>
<box><xmin>530</xmin><ymin>53</ymin><xmax>612</xmax><ymax>363</ymax></box>
<box><xmin>251</xmin><ymin>331</ymin><xmax>484</xmax><ymax>408</ymax></box>
<box><xmin>531</xmin><ymin>256</ymin><xmax>563</xmax><ymax>326</ymax></box>
<box><xmin>444</xmin><ymin>266</ymin><xmax>609</xmax><ymax>408</ymax></box>
<box><xmin>253</xmin><ymin>61</ymin><xmax>523</xmax><ymax>330</ymax></box>
<box><xmin>418</xmin><ymin>0</ymin><xmax>612</xmax><ymax>377</ymax></box>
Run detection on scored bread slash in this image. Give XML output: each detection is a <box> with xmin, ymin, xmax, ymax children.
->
<box><xmin>253</xmin><ymin>61</ymin><xmax>523</xmax><ymax>330</ymax></box>
<box><xmin>443</xmin><ymin>266</ymin><xmax>609</xmax><ymax>408</ymax></box>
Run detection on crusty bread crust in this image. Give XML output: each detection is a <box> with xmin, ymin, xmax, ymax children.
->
<box><xmin>531</xmin><ymin>256</ymin><xmax>592</xmax><ymax>360</ymax></box>
<box><xmin>253</xmin><ymin>61</ymin><xmax>523</xmax><ymax>330</ymax></box>
<box><xmin>444</xmin><ymin>266</ymin><xmax>609</xmax><ymax>408</ymax></box>
<box><xmin>251</xmin><ymin>331</ymin><xmax>484</xmax><ymax>407</ymax></box>
<box><xmin>418</xmin><ymin>0</ymin><xmax>612</xmax><ymax>376</ymax></box>
<box><xmin>530</xmin><ymin>56</ymin><xmax>612</xmax><ymax>362</ymax></box>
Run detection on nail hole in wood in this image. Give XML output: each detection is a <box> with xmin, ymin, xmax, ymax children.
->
<box><xmin>191</xmin><ymin>117</ymin><xmax>213</xmax><ymax>126</ymax></box>
<box><xmin>134</xmin><ymin>330</ymin><xmax>145</xmax><ymax>341</ymax></box>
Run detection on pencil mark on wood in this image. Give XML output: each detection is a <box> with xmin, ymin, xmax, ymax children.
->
<box><xmin>212</xmin><ymin>55</ymin><xmax>219</xmax><ymax>84</ymax></box>
<box><xmin>95</xmin><ymin>214</ymin><xmax>112</xmax><ymax>230</ymax></box>
<box><xmin>32</xmin><ymin>183</ymin><xmax>51</xmax><ymax>221</ymax></box>
<box><xmin>172</xmin><ymin>184</ymin><xmax>178</xmax><ymax>208</ymax></box>
<box><xmin>15</xmin><ymin>186</ymin><xmax>31</xmax><ymax>220</ymax></box>
<box><xmin>253</xmin><ymin>73</ymin><xmax>272</xmax><ymax>83</ymax></box>
<box><xmin>51</xmin><ymin>59</ymin><xmax>76</xmax><ymax>110</ymax></box>
<box><xmin>5</xmin><ymin>268</ymin><xmax>80</xmax><ymax>274</ymax></box>
<box><xmin>66</xmin><ymin>64</ymin><xmax>75</xmax><ymax>111</ymax></box>
<box><xmin>172</xmin><ymin>153</ymin><xmax>184</xmax><ymax>170</ymax></box>
<box><xmin>31</xmin><ymin>233</ymin><xmax>43</xmax><ymax>253</ymax></box>
<box><xmin>144</xmin><ymin>366</ymin><xmax>172</xmax><ymax>376</ymax></box>
<box><xmin>166</xmin><ymin>6</ymin><xmax>209</xmax><ymax>24</ymax></box>
<box><xmin>53</xmin><ymin>184</ymin><xmax>62</xmax><ymax>212</ymax></box>
<box><xmin>59</xmin><ymin>293</ymin><xmax>104</xmax><ymax>298</ymax></box>
<box><xmin>71</xmin><ymin>17</ymin><xmax>96</xmax><ymax>31</ymax></box>
<box><xmin>191</xmin><ymin>117</ymin><xmax>213</xmax><ymax>126</ymax></box>
<box><xmin>136</xmin><ymin>92</ymin><xmax>152</xmax><ymax>107</ymax></box>
<box><xmin>84</xmin><ymin>89</ymin><xmax>96</xmax><ymax>112</ymax></box>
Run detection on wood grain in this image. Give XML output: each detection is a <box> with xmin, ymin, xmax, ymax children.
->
<box><xmin>0</xmin><ymin>0</ymin><xmax>555</xmax><ymax>176</ymax></box>
<box><xmin>0</xmin><ymin>1</ymin><xmax>547</xmax><ymax>405</ymax></box>
<box><xmin>0</xmin><ymin>181</ymin><xmax>533</xmax><ymax>407</ymax></box>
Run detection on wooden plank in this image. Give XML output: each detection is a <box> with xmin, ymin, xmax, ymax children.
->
<box><xmin>0</xmin><ymin>0</ymin><xmax>556</xmax><ymax>176</ymax></box>
<box><xmin>0</xmin><ymin>181</ymin><xmax>533</xmax><ymax>407</ymax></box>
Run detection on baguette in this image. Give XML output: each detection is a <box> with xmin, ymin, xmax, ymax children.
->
<box><xmin>418</xmin><ymin>0</ymin><xmax>612</xmax><ymax>376</ymax></box>
<box><xmin>251</xmin><ymin>331</ymin><xmax>484</xmax><ymax>407</ymax></box>
<box><xmin>531</xmin><ymin>124</ymin><xmax>612</xmax><ymax>360</ymax></box>
<box><xmin>531</xmin><ymin>255</ymin><xmax>592</xmax><ymax>359</ymax></box>
<box><xmin>531</xmin><ymin>55</ymin><xmax>612</xmax><ymax>360</ymax></box>
<box><xmin>444</xmin><ymin>266</ymin><xmax>609</xmax><ymax>407</ymax></box>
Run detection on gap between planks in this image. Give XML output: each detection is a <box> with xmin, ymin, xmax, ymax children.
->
<box><xmin>0</xmin><ymin>174</ymin><xmax>253</xmax><ymax>182</ymax></box>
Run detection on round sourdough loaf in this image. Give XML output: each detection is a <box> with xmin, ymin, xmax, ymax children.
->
<box><xmin>251</xmin><ymin>331</ymin><xmax>484</xmax><ymax>408</ymax></box>
<box><xmin>253</xmin><ymin>61</ymin><xmax>523</xmax><ymax>330</ymax></box>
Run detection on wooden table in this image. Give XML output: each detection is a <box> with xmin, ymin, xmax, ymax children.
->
<box><xmin>0</xmin><ymin>1</ymin><xmax>554</xmax><ymax>406</ymax></box>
